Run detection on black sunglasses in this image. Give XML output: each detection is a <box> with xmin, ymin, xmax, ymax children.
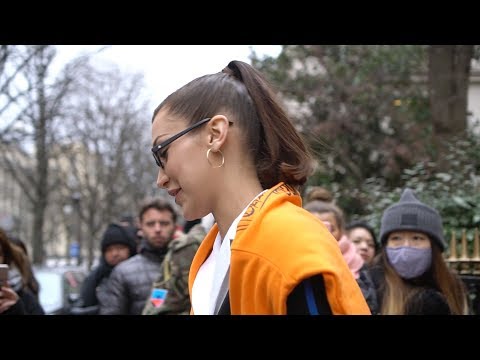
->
<box><xmin>151</xmin><ymin>117</ymin><xmax>212</xmax><ymax>168</ymax></box>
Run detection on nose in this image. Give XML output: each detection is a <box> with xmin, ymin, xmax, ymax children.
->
<box><xmin>156</xmin><ymin>169</ymin><xmax>168</xmax><ymax>189</ymax></box>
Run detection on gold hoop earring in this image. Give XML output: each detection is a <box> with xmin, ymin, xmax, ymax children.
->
<box><xmin>206</xmin><ymin>148</ymin><xmax>224</xmax><ymax>168</ymax></box>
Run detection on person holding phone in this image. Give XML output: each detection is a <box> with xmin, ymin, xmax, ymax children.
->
<box><xmin>0</xmin><ymin>264</ymin><xmax>8</xmax><ymax>287</ymax></box>
<box><xmin>0</xmin><ymin>228</ymin><xmax>44</xmax><ymax>315</ymax></box>
<box><xmin>0</xmin><ymin>253</ymin><xmax>24</xmax><ymax>314</ymax></box>
<box><xmin>0</xmin><ymin>283</ymin><xmax>23</xmax><ymax>314</ymax></box>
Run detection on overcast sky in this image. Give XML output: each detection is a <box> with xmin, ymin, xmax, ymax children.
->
<box><xmin>53</xmin><ymin>45</ymin><xmax>282</xmax><ymax>105</ymax></box>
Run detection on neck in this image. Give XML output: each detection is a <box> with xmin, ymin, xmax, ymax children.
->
<box><xmin>214</xmin><ymin>180</ymin><xmax>263</xmax><ymax>239</ymax></box>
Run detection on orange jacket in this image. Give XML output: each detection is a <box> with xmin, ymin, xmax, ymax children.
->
<box><xmin>189</xmin><ymin>183</ymin><xmax>371</xmax><ymax>315</ymax></box>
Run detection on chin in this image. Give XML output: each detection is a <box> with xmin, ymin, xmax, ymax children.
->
<box><xmin>183</xmin><ymin>213</ymin><xmax>200</xmax><ymax>221</ymax></box>
<box><xmin>182</xmin><ymin>207</ymin><xmax>205</xmax><ymax>222</ymax></box>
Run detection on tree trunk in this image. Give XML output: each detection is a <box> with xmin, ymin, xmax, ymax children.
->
<box><xmin>429</xmin><ymin>45</ymin><xmax>474</xmax><ymax>165</ymax></box>
<box><xmin>87</xmin><ymin>208</ymin><xmax>96</xmax><ymax>271</ymax></box>
<box><xmin>32</xmin><ymin>66</ymin><xmax>48</xmax><ymax>265</ymax></box>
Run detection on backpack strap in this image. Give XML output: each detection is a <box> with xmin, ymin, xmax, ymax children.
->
<box><xmin>304</xmin><ymin>278</ymin><xmax>319</xmax><ymax>315</ymax></box>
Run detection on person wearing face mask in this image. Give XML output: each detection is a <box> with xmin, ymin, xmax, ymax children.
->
<box><xmin>370</xmin><ymin>188</ymin><xmax>469</xmax><ymax>315</ymax></box>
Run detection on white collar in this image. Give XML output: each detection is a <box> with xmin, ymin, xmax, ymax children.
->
<box><xmin>192</xmin><ymin>190</ymin><xmax>267</xmax><ymax>315</ymax></box>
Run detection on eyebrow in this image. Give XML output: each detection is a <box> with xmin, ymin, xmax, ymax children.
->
<box><xmin>152</xmin><ymin>136</ymin><xmax>162</xmax><ymax>147</ymax></box>
<box><xmin>151</xmin><ymin>116</ymin><xmax>180</xmax><ymax>147</ymax></box>
<box><xmin>152</xmin><ymin>134</ymin><xmax>170</xmax><ymax>147</ymax></box>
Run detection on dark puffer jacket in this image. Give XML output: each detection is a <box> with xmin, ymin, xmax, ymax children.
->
<box><xmin>99</xmin><ymin>243</ymin><xmax>166</xmax><ymax>315</ymax></box>
<box><xmin>71</xmin><ymin>223</ymin><xmax>138</xmax><ymax>315</ymax></box>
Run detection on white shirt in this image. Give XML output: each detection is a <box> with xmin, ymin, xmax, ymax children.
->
<box><xmin>191</xmin><ymin>191</ymin><xmax>266</xmax><ymax>315</ymax></box>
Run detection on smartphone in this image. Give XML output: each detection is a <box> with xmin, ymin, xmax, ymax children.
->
<box><xmin>0</xmin><ymin>264</ymin><xmax>9</xmax><ymax>287</ymax></box>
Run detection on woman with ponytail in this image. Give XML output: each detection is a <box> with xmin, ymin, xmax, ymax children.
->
<box><xmin>150</xmin><ymin>60</ymin><xmax>370</xmax><ymax>315</ymax></box>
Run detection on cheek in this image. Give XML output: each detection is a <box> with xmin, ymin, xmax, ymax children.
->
<box><xmin>163</xmin><ymin>226</ymin><xmax>175</xmax><ymax>237</ymax></box>
<box><xmin>177</xmin><ymin>146</ymin><xmax>209</xmax><ymax>188</ymax></box>
<box><xmin>174</xmin><ymin>143</ymin><xmax>218</xmax><ymax>218</ymax></box>
<box><xmin>104</xmin><ymin>253</ymin><xmax>114</xmax><ymax>262</ymax></box>
<box><xmin>173</xmin><ymin>141</ymin><xmax>204</xmax><ymax>176</ymax></box>
<box><xmin>180</xmin><ymin>177</ymin><xmax>215</xmax><ymax>220</ymax></box>
<box><xmin>119</xmin><ymin>249</ymin><xmax>131</xmax><ymax>259</ymax></box>
<box><xmin>142</xmin><ymin>227</ymin><xmax>155</xmax><ymax>239</ymax></box>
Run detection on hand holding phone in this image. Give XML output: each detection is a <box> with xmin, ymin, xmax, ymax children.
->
<box><xmin>0</xmin><ymin>264</ymin><xmax>9</xmax><ymax>287</ymax></box>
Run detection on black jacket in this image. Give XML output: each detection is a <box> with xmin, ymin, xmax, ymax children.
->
<box><xmin>2</xmin><ymin>288</ymin><xmax>45</xmax><ymax>315</ymax></box>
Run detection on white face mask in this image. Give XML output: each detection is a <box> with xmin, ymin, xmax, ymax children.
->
<box><xmin>386</xmin><ymin>246</ymin><xmax>432</xmax><ymax>279</ymax></box>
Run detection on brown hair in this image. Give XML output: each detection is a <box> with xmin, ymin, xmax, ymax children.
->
<box><xmin>430</xmin><ymin>245</ymin><xmax>468</xmax><ymax>314</ymax></box>
<box><xmin>305</xmin><ymin>186</ymin><xmax>334</xmax><ymax>203</ymax></box>
<box><xmin>303</xmin><ymin>187</ymin><xmax>345</xmax><ymax>231</ymax></box>
<box><xmin>303</xmin><ymin>200</ymin><xmax>346</xmax><ymax>232</ymax></box>
<box><xmin>152</xmin><ymin>60</ymin><xmax>315</xmax><ymax>190</ymax></box>
<box><xmin>0</xmin><ymin>228</ymin><xmax>38</xmax><ymax>295</ymax></box>
<box><xmin>138</xmin><ymin>198</ymin><xmax>177</xmax><ymax>224</ymax></box>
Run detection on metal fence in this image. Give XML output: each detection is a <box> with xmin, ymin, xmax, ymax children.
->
<box><xmin>446</xmin><ymin>228</ymin><xmax>480</xmax><ymax>314</ymax></box>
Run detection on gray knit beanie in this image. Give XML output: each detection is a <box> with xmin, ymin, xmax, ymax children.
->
<box><xmin>379</xmin><ymin>188</ymin><xmax>446</xmax><ymax>251</ymax></box>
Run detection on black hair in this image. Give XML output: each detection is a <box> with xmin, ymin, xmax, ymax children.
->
<box><xmin>345</xmin><ymin>220</ymin><xmax>378</xmax><ymax>252</ymax></box>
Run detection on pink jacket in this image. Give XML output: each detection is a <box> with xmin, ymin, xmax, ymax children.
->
<box><xmin>338</xmin><ymin>235</ymin><xmax>364</xmax><ymax>279</ymax></box>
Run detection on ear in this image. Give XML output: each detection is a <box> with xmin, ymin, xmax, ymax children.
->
<box><xmin>206</xmin><ymin>115</ymin><xmax>231</xmax><ymax>150</ymax></box>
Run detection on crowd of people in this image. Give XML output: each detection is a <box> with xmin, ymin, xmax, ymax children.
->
<box><xmin>0</xmin><ymin>60</ymin><xmax>471</xmax><ymax>315</ymax></box>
